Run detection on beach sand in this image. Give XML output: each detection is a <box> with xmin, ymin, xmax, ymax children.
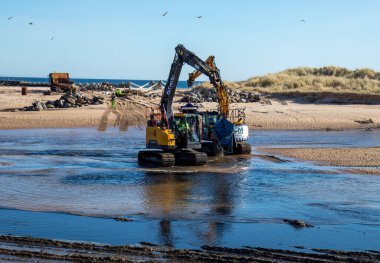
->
<box><xmin>0</xmin><ymin>86</ymin><xmax>154</xmax><ymax>129</ymax></box>
<box><xmin>1</xmin><ymin>86</ymin><xmax>379</xmax><ymax>130</ymax></box>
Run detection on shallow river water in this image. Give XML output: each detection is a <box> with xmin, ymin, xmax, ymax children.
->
<box><xmin>0</xmin><ymin>128</ymin><xmax>379</xmax><ymax>251</ymax></box>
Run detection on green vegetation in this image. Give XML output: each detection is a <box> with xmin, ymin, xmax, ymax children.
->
<box><xmin>239</xmin><ymin>66</ymin><xmax>380</xmax><ymax>94</ymax></box>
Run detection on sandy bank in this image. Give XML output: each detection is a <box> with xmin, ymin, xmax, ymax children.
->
<box><xmin>258</xmin><ymin>147</ymin><xmax>380</xmax><ymax>174</ymax></box>
<box><xmin>243</xmin><ymin>102</ymin><xmax>380</xmax><ymax>130</ymax></box>
<box><xmin>0</xmin><ymin>235</ymin><xmax>378</xmax><ymax>262</ymax></box>
<box><xmin>1</xmin><ymin>86</ymin><xmax>380</xmax><ymax>130</ymax></box>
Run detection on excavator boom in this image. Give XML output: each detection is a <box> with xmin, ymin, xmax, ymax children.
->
<box><xmin>161</xmin><ymin>44</ymin><xmax>229</xmax><ymax>128</ymax></box>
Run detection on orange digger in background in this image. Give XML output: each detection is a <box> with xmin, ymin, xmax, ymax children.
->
<box><xmin>49</xmin><ymin>72</ymin><xmax>75</xmax><ymax>93</ymax></box>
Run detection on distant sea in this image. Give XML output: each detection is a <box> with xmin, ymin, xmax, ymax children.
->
<box><xmin>0</xmin><ymin>76</ymin><xmax>199</xmax><ymax>88</ymax></box>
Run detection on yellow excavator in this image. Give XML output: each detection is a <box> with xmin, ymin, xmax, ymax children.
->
<box><xmin>138</xmin><ymin>44</ymin><xmax>251</xmax><ymax>167</ymax></box>
<box><xmin>138</xmin><ymin>45</ymin><xmax>209</xmax><ymax>167</ymax></box>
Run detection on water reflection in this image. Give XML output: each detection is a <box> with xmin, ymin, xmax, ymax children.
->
<box><xmin>212</xmin><ymin>175</ymin><xmax>235</xmax><ymax>215</ymax></box>
<box><xmin>205</xmin><ymin>174</ymin><xmax>236</xmax><ymax>245</ymax></box>
<box><xmin>141</xmin><ymin>165</ymin><xmax>247</xmax><ymax>246</ymax></box>
<box><xmin>159</xmin><ymin>219</ymin><xmax>173</xmax><ymax>246</ymax></box>
<box><xmin>142</xmin><ymin>174</ymin><xmax>192</xmax><ymax>216</ymax></box>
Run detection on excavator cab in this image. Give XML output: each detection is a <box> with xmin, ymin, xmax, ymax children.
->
<box><xmin>173</xmin><ymin>113</ymin><xmax>201</xmax><ymax>149</ymax></box>
<box><xmin>200</xmin><ymin>111</ymin><xmax>218</xmax><ymax>141</ymax></box>
<box><xmin>199</xmin><ymin>111</ymin><xmax>224</xmax><ymax>156</ymax></box>
<box><xmin>172</xmin><ymin>103</ymin><xmax>202</xmax><ymax>150</ymax></box>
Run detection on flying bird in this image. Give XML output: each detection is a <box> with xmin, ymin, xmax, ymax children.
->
<box><xmin>162</xmin><ymin>11</ymin><xmax>168</xmax><ymax>17</ymax></box>
<box><xmin>196</xmin><ymin>16</ymin><xmax>202</xmax><ymax>19</ymax></box>
<box><xmin>300</xmin><ymin>19</ymin><xmax>306</xmax><ymax>23</ymax></box>
<box><xmin>50</xmin><ymin>37</ymin><xmax>54</xmax><ymax>40</ymax></box>
<box><xmin>8</xmin><ymin>17</ymin><xmax>13</xmax><ymax>20</ymax></box>
<box><xmin>29</xmin><ymin>22</ymin><xmax>33</xmax><ymax>25</ymax></box>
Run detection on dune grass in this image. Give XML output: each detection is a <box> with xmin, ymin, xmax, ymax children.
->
<box><xmin>238</xmin><ymin>66</ymin><xmax>380</xmax><ymax>94</ymax></box>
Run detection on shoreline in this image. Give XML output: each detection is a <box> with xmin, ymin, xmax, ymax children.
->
<box><xmin>1</xmin><ymin>86</ymin><xmax>380</xmax><ymax>130</ymax></box>
<box><xmin>1</xmin><ymin>114</ymin><xmax>378</xmax><ymax>130</ymax></box>
<box><xmin>0</xmin><ymin>123</ymin><xmax>379</xmax><ymax>131</ymax></box>
<box><xmin>0</xmin><ymin>235</ymin><xmax>378</xmax><ymax>262</ymax></box>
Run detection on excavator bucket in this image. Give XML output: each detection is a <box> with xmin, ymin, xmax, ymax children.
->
<box><xmin>214</xmin><ymin>117</ymin><xmax>235</xmax><ymax>153</ymax></box>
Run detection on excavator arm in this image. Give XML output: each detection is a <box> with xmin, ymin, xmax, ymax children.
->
<box><xmin>187</xmin><ymin>55</ymin><xmax>215</xmax><ymax>87</ymax></box>
<box><xmin>187</xmin><ymin>54</ymin><xmax>229</xmax><ymax>119</ymax></box>
<box><xmin>160</xmin><ymin>44</ymin><xmax>229</xmax><ymax>128</ymax></box>
<box><xmin>160</xmin><ymin>51</ymin><xmax>184</xmax><ymax>128</ymax></box>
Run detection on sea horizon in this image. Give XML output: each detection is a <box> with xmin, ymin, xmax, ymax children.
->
<box><xmin>0</xmin><ymin>76</ymin><xmax>200</xmax><ymax>88</ymax></box>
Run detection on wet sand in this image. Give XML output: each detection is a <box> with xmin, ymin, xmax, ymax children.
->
<box><xmin>344</xmin><ymin>168</ymin><xmax>380</xmax><ymax>175</ymax></box>
<box><xmin>258</xmin><ymin>147</ymin><xmax>380</xmax><ymax>174</ymax></box>
<box><xmin>1</xmin><ymin>86</ymin><xmax>380</xmax><ymax>130</ymax></box>
<box><xmin>0</xmin><ymin>235</ymin><xmax>378</xmax><ymax>263</ymax></box>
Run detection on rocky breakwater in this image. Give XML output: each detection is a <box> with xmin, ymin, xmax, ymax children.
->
<box><xmin>180</xmin><ymin>87</ymin><xmax>260</xmax><ymax>103</ymax></box>
<box><xmin>24</xmin><ymin>92</ymin><xmax>104</xmax><ymax>111</ymax></box>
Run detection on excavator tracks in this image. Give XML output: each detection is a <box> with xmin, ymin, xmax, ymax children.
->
<box><xmin>201</xmin><ymin>142</ymin><xmax>224</xmax><ymax>156</ymax></box>
<box><xmin>175</xmin><ymin>150</ymin><xmax>208</xmax><ymax>166</ymax></box>
<box><xmin>138</xmin><ymin>151</ymin><xmax>175</xmax><ymax>167</ymax></box>
<box><xmin>233</xmin><ymin>142</ymin><xmax>252</xmax><ymax>155</ymax></box>
<box><xmin>138</xmin><ymin>150</ymin><xmax>208</xmax><ymax>167</ymax></box>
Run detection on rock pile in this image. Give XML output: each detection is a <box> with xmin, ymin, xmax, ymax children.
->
<box><xmin>78</xmin><ymin>83</ymin><xmax>114</xmax><ymax>91</ymax></box>
<box><xmin>283</xmin><ymin>219</ymin><xmax>314</xmax><ymax>228</ymax></box>
<box><xmin>0</xmin><ymin>80</ymin><xmax>49</xmax><ymax>87</ymax></box>
<box><xmin>24</xmin><ymin>92</ymin><xmax>104</xmax><ymax>111</ymax></box>
<box><xmin>180</xmin><ymin>88</ymin><xmax>260</xmax><ymax>103</ymax></box>
<box><xmin>145</xmin><ymin>93</ymin><xmax>161</xmax><ymax>99</ymax></box>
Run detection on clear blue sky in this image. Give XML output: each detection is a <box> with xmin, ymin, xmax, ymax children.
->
<box><xmin>0</xmin><ymin>0</ymin><xmax>379</xmax><ymax>81</ymax></box>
